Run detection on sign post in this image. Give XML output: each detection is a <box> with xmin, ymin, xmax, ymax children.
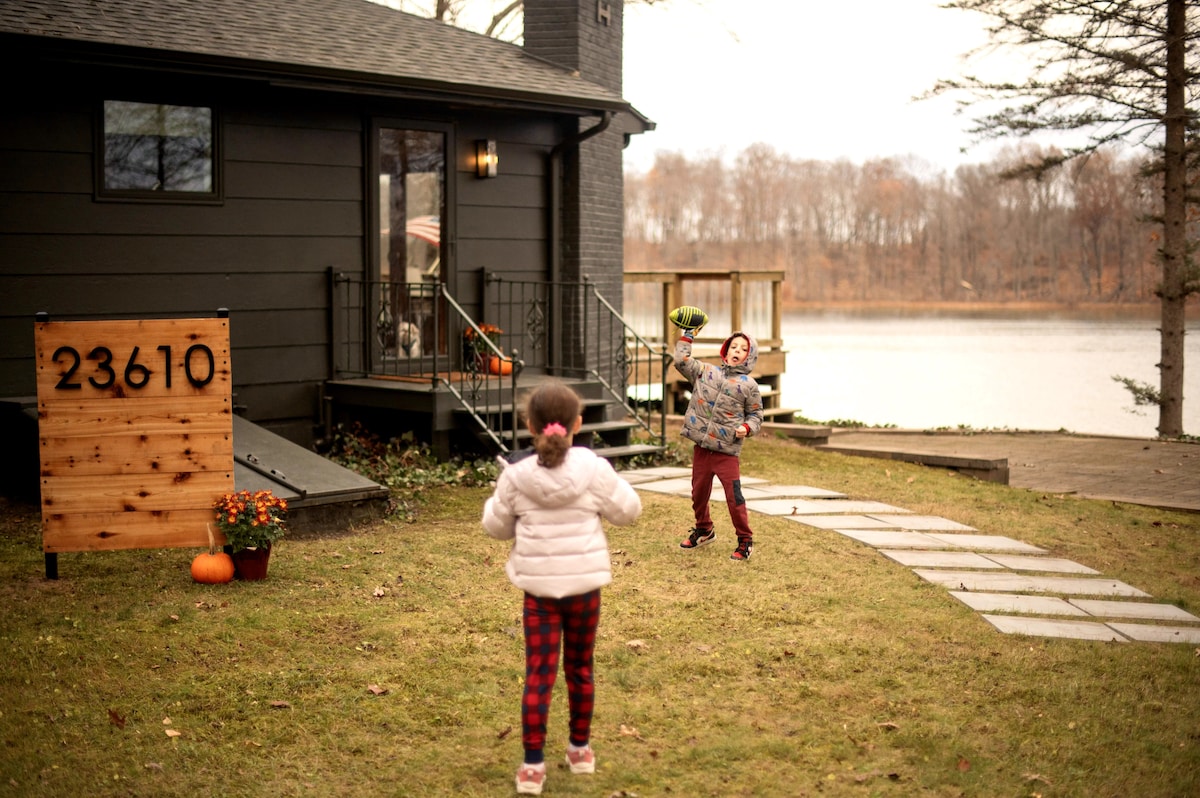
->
<box><xmin>34</xmin><ymin>312</ymin><xmax>234</xmax><ymax>578</ymax></box>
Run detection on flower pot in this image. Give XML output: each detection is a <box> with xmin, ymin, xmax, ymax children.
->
<box><xmin>232</xmin><ymin>544</ymin><xmax>272</xmax><ymax>581</ymax></box>
<box><xmin>488</xmin><ymin>356</ymin><xmax>513</xmax><ymax>375</ymax></box>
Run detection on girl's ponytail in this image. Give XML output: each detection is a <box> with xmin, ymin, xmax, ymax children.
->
<box><xmin>525</xmin><ymin>381</ymin><xmax>582</xmax><ymax>469</ymax></box>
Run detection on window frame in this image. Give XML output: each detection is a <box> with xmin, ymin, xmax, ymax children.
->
<box><xmin>95</xmin><ymin>98</ymin><xmax>224</xmax><ymax>204</ymax></box>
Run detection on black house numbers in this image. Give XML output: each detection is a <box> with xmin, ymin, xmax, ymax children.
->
<box><xmin>50</xmin><ymin>343</ymin><xmax>216</xmax><ymax>391</ymax></box>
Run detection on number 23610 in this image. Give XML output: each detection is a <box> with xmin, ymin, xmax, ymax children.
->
<box><xmin>51</xmin><ymin>344</ymin><xmax>217</xmax><ymax>391</ymax></box>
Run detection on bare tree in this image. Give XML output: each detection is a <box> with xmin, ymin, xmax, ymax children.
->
<box><xmin>929</xmin><ymin>0</ymin><xmax>1199</xmax><ymax>437</ymax></box>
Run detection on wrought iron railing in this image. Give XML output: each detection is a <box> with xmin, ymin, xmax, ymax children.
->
<box><xmin>483</xmin><ymin>273</ymin><xmax>670</xmax><ymax>446</ymax></box>
<box><xmin>328</xmin><ymin>269</ymin><xmax>522</xmax><ymax>452</ymax></box>
<box><xmin>328</xmin><ymin>268</ymin><xmax>668</xmax><ymax>453</ymax></box>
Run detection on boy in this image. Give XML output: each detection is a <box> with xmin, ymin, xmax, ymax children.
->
<box><xmin>671</xmin><ymin>311</ymin><xmax>764</xmax><ymax>560</ymax></box>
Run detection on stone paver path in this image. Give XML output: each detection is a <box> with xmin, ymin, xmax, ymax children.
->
<box><xmin>622</xmin><ymin>466</ymin><xmax>1200</xmax><ymax>644</ymax></box>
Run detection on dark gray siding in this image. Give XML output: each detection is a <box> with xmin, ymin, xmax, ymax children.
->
<box><xmin>452</xmin><ymin>115</ymin><xmax>558</xmax><ymax>313</ymax></box>
<box><xmin>0</xmin><ymin>59</ymin><xmax>566</xmax><ymax>447</ymax></box>
<box><xmin>0</xmin><ymin>70</ymin><xmax>366</xmax><ymax>444</ymax></box>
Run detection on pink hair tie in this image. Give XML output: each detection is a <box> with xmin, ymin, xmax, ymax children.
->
<box><xmin>542</xmin><ymin>422</ymin><xmax>568</xmax><ymax>437</ymax></box>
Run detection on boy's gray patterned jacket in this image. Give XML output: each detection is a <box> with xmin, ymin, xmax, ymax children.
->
<box><xmin>673</xmin><ymin>331</ymin><xmax>764</xmax><ymax>457</ymax></box>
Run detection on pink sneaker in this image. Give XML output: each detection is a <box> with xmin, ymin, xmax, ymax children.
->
<box><xmin>565</xmin><ymin>745</ymin><xmax>595</xmax><ymax>774</ymax></box>
<box><xmin>515</xmin><ymin>764</ymin><xmax>545</xmax><ymax>794</ymax></box>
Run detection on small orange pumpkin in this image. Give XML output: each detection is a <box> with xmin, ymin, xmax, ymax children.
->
<box><xmin>191</xmin><ymin>524</ymin><xmax>235</xmax><ymax>584</ymax></box>
<box><xmin>488</xmin><ymin>356</ymin><xmax>513</xmax><ymax>375</ymax></box>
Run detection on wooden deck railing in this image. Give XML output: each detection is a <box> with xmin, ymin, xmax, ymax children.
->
<box><xmin>622</xmin><ymin>270</ymin><xmax>789</xmax><ymax>414</ymax></box>
<box><xmin>622</xmin><ymin>270</ymin><xmax>784</xmax><ymax>350</ymax></box>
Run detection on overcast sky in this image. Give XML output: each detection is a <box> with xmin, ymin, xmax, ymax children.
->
<box><xmin>621</xmin><ymin>0</ymin><xmax>1019</xmax><ymax>173</ymax></box>
<box><xmin>380</xmin><ymin>0</ymin><xmax>1038</xmax><ymax>173</ymax></box>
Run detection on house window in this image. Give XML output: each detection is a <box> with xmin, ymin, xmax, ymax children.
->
<box><xmin>379</xmin><ymin>128</ymin><xmax>444</xmax><ymax>286</ymax></box>
<box><xmin>101</xmin><ymin>100</ymin><xmax>216</xmax><ymax>197</ymax></box>
<box><xmin>376</xmin><ymin>126</ymin><xmax>445</xmax><ymax>359</ymax></box>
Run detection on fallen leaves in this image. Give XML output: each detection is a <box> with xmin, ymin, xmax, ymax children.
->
<box><xmin>619</xmin><ymin>723</ymin><xmax>644</xmax><ymax>741</ymax></box>
<box><xmin>367</xmin><ymin>684</ymin><xmax>388</xmax><ymax>696</ymax></box>
<box><xmin>107</xmin><ymin>708</ymin><xmax>126</xmax><ymax>729</ymax></box>
<box><xmin>625</xmin><ymin>639</ymin><xmax>649</xmax><ymax>654</ymax></box>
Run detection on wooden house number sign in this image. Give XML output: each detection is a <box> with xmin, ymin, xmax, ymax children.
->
<box><xmin>34</xmin><ymin>314</ymin><xmax>234</xmax><ymax>577</ymax></box>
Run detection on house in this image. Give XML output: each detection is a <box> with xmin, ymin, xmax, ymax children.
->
<box><xmin>0</xmin><ymin>0</ymin><xmax>658</xmax><ymax>505</ymax></box>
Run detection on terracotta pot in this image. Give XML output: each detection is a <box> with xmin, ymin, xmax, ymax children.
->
<box><xmin>231</xmin><ymin>544</ymin><xmax>272</xmax><ymax>581</ymax></box>
<box><xmin>488</xmin><ymin>356</ymin><xmax>513</xmax><ymax>375</ymax></box>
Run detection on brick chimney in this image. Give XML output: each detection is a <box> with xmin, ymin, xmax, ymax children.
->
<box><xmin>524</xmin><ymin>0</ymin><xmax>622</xmax><ymax>94</ymax></box>
<box><xmin>523</xmin><ymin>0</ymin><xmax>626</xmax><ymax>322</ymax></box>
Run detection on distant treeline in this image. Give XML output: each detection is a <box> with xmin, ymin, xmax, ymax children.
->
<box><xmin>624</xmin><ymin>143</ymin><xmax>1166</xmax><ymax>304</ymax></box>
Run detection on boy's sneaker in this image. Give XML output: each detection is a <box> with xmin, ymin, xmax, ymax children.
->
<box><xmin>565</xmin><ymin>745</ymin><xmax>596</xmax><ymax>774</ymax></box>
<box><xmin>515</xmin><ymin>764</ymin><xmax>545</xmax><ymax>794</ymax></box>
<box><xmin>680</xmin><ymin>527</ymin><xmax>716</xmax><ymax>549</ymax></box>
<box><xmin>730</xmin><ymin>539</ymin><xmax>753</xmax><ymax>560</ymax></box>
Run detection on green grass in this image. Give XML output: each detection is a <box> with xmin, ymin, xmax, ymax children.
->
<box><xmin>2</xmin><ymin>433</ymin><xmax>1198</xmax><ymax>797</ymax></box>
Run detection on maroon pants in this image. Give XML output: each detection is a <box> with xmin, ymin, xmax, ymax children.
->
<box><xmin>521</xmin><ymin>590</ymin><xmax>601</xmax><ymax>756</ymax></box>
<box><xmin>692</xmin><ymin>445</ymin><xmax>753</xmax><ymax>541</ymax></box>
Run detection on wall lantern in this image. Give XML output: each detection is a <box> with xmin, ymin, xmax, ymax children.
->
<box><xmin>476</xmin><ymin>139</ymin><xmax>498</xmax><ymax>178</ymax></box>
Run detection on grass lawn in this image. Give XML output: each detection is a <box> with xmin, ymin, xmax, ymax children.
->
<box><xmin>1</xmin><ymin>433</ymin><xmax>1197</xmax><ymax>797</ymax></box>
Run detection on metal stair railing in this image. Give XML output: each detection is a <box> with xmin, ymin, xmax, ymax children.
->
<box><xmin>328</xmin><ymin>269</ymin><xmax>522</xmax><ymax>454</ymax></box>
<box><xmin>440</xmin><ymin>289</ymin><xmax>523</xmax><ymax>454</ymax></box>
<box><xmin>483</xmin><ymin>272</ymin><xmax>670</xmax><ymax>448</ymax></box>
<box><xmin>581</xmin><ymin>277</ymin><xmax>670</xmax><ymax>446</ymax></box>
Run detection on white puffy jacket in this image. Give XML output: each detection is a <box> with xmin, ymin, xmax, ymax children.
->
<box><xmin>482</xmin><ymin>447</ymin><xmax>642</xmax><ymax>598</ymax></box>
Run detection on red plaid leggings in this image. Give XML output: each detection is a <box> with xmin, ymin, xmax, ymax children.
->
<box><xmin>521</xmin><ymin>590</ymin><xmax>601</xmax><ymax>755</ymax></box>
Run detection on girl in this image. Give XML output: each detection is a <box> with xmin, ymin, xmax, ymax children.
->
<box><xmin>482</xmin><ymin>381</ymin><xmax>642</xmax><ymax>795</ymax></box>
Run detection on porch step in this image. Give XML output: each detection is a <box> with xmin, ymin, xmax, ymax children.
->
<box><xmin>589</xmin><ymin>443</ymin><xmax>664</xmax><ymax>461</ymax></box>
<box><xmin>507</xmin><ymin>419</ymin><xmax>645</xmax><ymax>446</ymax></box>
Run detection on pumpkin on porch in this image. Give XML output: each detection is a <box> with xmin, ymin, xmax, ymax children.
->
<box><xmin>488</xmin><ymin>356</ymin><xmax>514</xmax><ymax>375</ymax></box>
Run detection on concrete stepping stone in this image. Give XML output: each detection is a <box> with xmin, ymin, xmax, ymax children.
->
<box><xmin>747</xmin><ymin>498</ymin><xmax>910</xmax><ymax>516</ymax></box>
<box><xmin>632</xmin><ymin>475</ymin><xmax>771</xmax><ymax>496</ymax></box>
<box><xmin>624</xmin><ymin>466</ymin><xmax>692</xmax><ymax>478</ymax></box>
<box><xmin>1106</xmin><ymin>623</ymin><xmax>1200</xmax><ymax>644</ymax></box>
<box><xmin>981</xmin><ymin>614</ymin><xmax>1129</xmax><ymax>641</ymax></box>
<box><xmin>1069</xmin><ymin>599</ymin><xmax>1200</xmax><ymax>623</ymax></box>
<box><xmin>949</xmin><ymin>591</ymin><xmax>1089</xmax><ymax>616</ymax></box>
<box><xmin>744</xmin><ymin>484</ymin><xmax>847</xmax><ymax>499</ymax></box>
<box><xmin>867</xmin><ymin>515</ymin><xmax>975</xmax><ymax>531</ymax></box>
<box><xmin>879</xmin><ymin>550</ymin><xmax>1003</xmax><ymax>569</ymax></box>
<box><xmin>631</xmin><ymin>478</ymin><xmax>694</xmax><ymax>495</ymax></box>
<box><xmin>924</xmin><ymin>534</ymin><xmax>1047</xmax><ymax>553</ymax></box>
<box><xmin>981</xmin><ymin>554</ymin><xmax>1099</xmax><ymax>574</ymax></box>
<box><xmin>620</xmin><ymin>471</ymin><xmax>674</xmax><ymax>485</ymax></box>
<box><xmin>714</xmin><ymin>476</ymin><xmax>768</xmax><ymax>489</ymax></box>
<box><xmin>785</xmin><ymin>516</ymin><xmax>906</xmax><ymax>530</ymax></box>
<box><xmin>829</xmin><ymin>529</ymin><xmax>953</xmax><ymax>546</ymax></box>
<box><xmin>914</xmin><ymin>570</ymin><xmax>1151</xmax><ymax>597</ymax></box>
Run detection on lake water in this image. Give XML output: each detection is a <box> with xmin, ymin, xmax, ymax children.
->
<box><xmin>779</xmin><ymin>312</ymin><xmax>1200</xmax><ymax>438</ymax></box>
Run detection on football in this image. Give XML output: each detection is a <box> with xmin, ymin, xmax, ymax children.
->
<box><xmin>668</xmin><ymin>305</ymin><xmax>708</xmax><ymax>330</ymax></box>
